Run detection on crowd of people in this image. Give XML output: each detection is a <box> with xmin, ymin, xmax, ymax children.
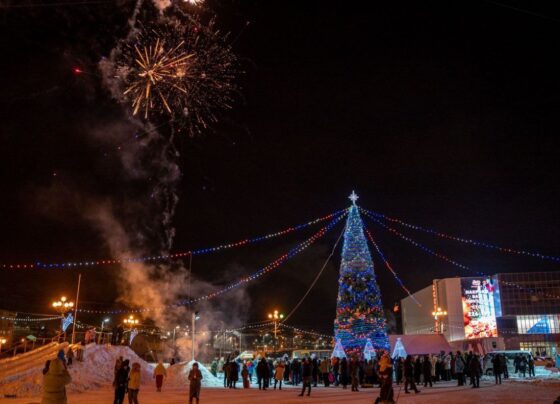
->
<box><xmin>39</xmin><ymin>342</ymin><xmax>541</xmax><ymax>404</ymax></box>
<box><xmin>206</xmin><ymin>349</ymin><xmax>539</xmax><ymax>402</ymax></box>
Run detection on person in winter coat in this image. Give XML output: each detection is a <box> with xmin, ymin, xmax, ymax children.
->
<box><xmin>210</xmin><ymin>359</ymin><xmax>218</xmax><ymax>377</ymax></box>
<box><xmin>128</xmin><ymin>362</ymin><xmax>141</xmax><ymax>404</ymax></box>
<box><xmin>311</xmin><ymin>357</ymin><xmax>319</xmax><ymax>387</ymax></box>
<box><xmin>41</xmin><ymin>357</ymin><xmax>71</xmax><ymax>404</ymax></box>
<box><xmin>114</xmin><ymin>359</ymin><xmax>130</xmax><ymax>404</ymax></box>
<box><xmin>332</xmin><ymin>357</ymin><xmax>339</xmax><ymax>386</ymax></box>
<box><xmin>413</xmin><ymin>356</ymin><xmax>422</xmax><ymax>384</ymax></box>
<box><xmin>443</xmin><ymin>353</ymin><xmax>452</xmax><ymax>381</ymax></box>
<box><xmin>298</xmin><ymin>358</ymin><xmax>312</xmax><ymax>397</ymax></box>
<box><xmin>274</xmin><ymin>360</ymin><xmax>285</xmax><ymax>390</ymax></box>
<box><xmin>404</xmin><ymin>355</ymin><xmax>420</xmax><ymax>394</ymax></box>
<box><xmin>349</xmin><ymin>357</ymin><xmax>360</xmax><ymax>392</ymax></box>
<box><xmin>153</xmin><ymin>360</ymin><xmax>167</xmax><ymax>392</ymax></box>
<box><xmin>241</xmin><ymin>364</ymin><xmax>250</xmax><ymax>388</ymax></box>
<box><xmin>528</xmin><ymin>356</ymin><xmax>535</xmax><ymax>377</ymax></box>
<box><xmin>454</xmin><ymin>351</ymin><xmax>466</xmax><ymax>386</ymax></box>
<box><xmin>291</xmin><ymin>359</ymin><xmax>301</xmax><ymax>386</ymax></box>
<box><xmin>256</xmin><ymin>358</ymin><xmax>269</xmax><ymax>390</ymax></box>
<box><xmin>518</xmin><ymin>355</ymin><xmax>528</xmax><ymax>377</ymax></box>
<box><xmin>229</xmin><ymin>360</ymin><xmax>239</xmax><ymax>389</ymax></box>
<box><xmin>422</xmin><ymin>356</ymin><xmax>432</xmax><ymax>387</ymax></box>
<box><xmin>66</xmin><ymin>347</ymin><xmax>74</xmax><ymax>367</ymax></box>
<box><xmin>320</xmin><ymin>357</ymin><xmax>330</xmax><ymax>387</ymax></box>
<box><xmin>188</xmin><ymin>362</ymin><xmax>203</xmax><ymax>404</ymax></box>
<box><xmin>492</xmin><ymin>355</ymin><xmax>502</xmax><ymax>384</ymax></box>
<box><xmin>339</xmin><ymin>357</ymin><xmax>349</xmax><ymax>389</ymax></box>
<box><xmin>395</xmin><ymin>357</ymin><xmax>404</xmax><ymax>385</ymax></box>
<box><xmin>76</xmin><ymin>342</ymin><xmax>85</xmax><ymax>362</ymax></box>
<box><xmin>469</xmin><ymin>354</ymin><xmax>481</xmax><ymax>388</ymax></box>
<box><xmin>223</xmin><ymin>359</ymin><xmax>231</xmax><ymax>388</ymax></box>
<box><xmin>501</xmin><ymin>354</ymin><xmax>509</xmax><ymax>379</ymax></box>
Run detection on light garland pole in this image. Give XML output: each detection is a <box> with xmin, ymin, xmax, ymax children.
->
<box><xmin>267</xmin><ymin>310</ymin><xmax>284</xmax><ymax>353</ymax></box>
<box><xmin>71</xmin><ymin>273</ymin><xmax>81</xmax><ymax>345</ymax></box>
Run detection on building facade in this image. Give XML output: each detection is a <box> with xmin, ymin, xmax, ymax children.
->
<box><xmin>401</xmin><ymin>271</ymin><xmax>560</xmax><ymax>356</ymax></box>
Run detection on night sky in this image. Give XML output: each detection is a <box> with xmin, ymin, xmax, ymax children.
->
<box><xmin>1</xmin><ymin>0</ymin><xmax>559</xmax><ymax>334</ymax></box>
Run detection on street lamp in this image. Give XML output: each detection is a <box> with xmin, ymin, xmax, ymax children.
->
<box><xmin>52</xmin><ymin>296</ymin><xmax>74</xmax><ymax>337</ymax></box>
<box><xmin>123</xmin><ymin>315</ymin><xmax>139</xmax><ymax>326</ymax></box>
<box><xmin>267</xmin><ymin>309</ymin><xmax>284</xmax><ymax>353</ymax></box>
<box><xmin>172</xmin><ymin>325</ymin><xmax>180</xmax><ymax>351</ymax></box>
<box><xmin>432</xmin><ymin>307</ymin><xmax>448</xmax><ymax>334</ymax></box>
<box><xmin>0</xmin><ymin>338</ymin><xmax>7</xmax><ymax>352</ymax></box>
<box><xmin>99</xmin><ymin>318</ymin><xmax>110</xmax><ymax>344</ymax></box>
<box><xmin>192</xmin><ymin>311</ymin><xmax>200</xmax><ymax>361</ymax></box>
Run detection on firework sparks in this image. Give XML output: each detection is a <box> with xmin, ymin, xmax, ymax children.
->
<box><xmin>124</xmin><ymin>39</ymin><xmax>194</xmax><ymax>118</ymax></box>
<box><xmin>114</xmin><ymin>17</ymin><xmax>239</xmax><ymax>135</ymax></box>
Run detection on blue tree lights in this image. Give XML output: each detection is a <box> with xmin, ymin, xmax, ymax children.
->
<box><xmin>333</xmin><ymin>193</ymin><xmax>389</xmax><ymax>356</ymax></box>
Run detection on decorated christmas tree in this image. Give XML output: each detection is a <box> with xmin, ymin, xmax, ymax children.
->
<box><xmin>333</xmin><ymin>192</ymin><xmax>390</xmax><ymax>356</ymax></box>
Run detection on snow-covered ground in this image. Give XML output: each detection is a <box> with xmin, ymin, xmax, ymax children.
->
<box><xmin>1</xmin><ymin>345</ymin><xmax>559</xmax><ymax>402</ymax></box>
<box><xmin>0</xmin><ymin>379</ymin><xmax>559</xmax><ymax>403</ymax></box>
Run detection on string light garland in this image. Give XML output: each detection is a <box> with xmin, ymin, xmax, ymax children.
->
<box><xmin>0</xmin><ymin>209</ymin><xmax>347</xmax><ymax>270</ymax></box>
<box><xmin>364</xmin><ymin>227</ymin><xmax>420</xmax><ymax>306</ymax></box>
<box><xmin>363</xmin><ymin>212</ymin><xmax>560</xmax><ymax>300</ymax></box>
<box><xmin>279</xmin><ymin>323</ymin><xmax>333</xmax><ymax>339</ymax></box>
<box><xmin>0</xmin><ymin>315</ymin><xmax>61</xmax><ymax>322</ymax></box>
<box><xmin>77</xmin><ymin>213</ymin><xmax>347</xmax><ymax>314</ymax></box>
<box><xmin>360</xmin><ymin>207</ymin><xmax>560</xmax><ymax>263</ymax></box>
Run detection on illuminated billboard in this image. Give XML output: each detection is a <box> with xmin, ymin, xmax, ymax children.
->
<box><xmin>461</xmin><ymin>277</ymin><xmax>500</xmax><ymax>339</ymax></box>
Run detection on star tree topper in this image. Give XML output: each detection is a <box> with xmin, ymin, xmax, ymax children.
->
<box><xmin>349</xmin><ymin>190</ymin><xmax>359</xmax><ymax>205</ymax></box>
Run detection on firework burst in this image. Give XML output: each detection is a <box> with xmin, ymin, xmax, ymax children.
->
<box><xmin>114</xmin><ymin>16</ymin><xmax>239</xmax><ymax>135</ymax></box>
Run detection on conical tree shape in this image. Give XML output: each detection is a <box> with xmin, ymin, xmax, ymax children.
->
<box><xmin>333</xmin><ymin>195</ymin><xmax>389</xmax><ymax>356</ymax></box>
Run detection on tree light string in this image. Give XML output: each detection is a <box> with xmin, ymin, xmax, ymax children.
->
<box><xmin>77</xmin><ymin>213</ymin><xmax>347</xmax><ymax>314</ymax></box>
<box><xmin>1</xmin><ymin>208</ymin><xmax>347</xmax><ymax>270</ymax></box>
<box><xmin>362</xmin><ymin>212</ymin><xmax>560</xmax><ymax>300</ymax></box>
<box><xmin>360</xmin><ymin>207</ymin><xmax>560</xmax><ymax>263</ymax></box>
<box><xmin>364</xmin><ymin>227</ymin><xmax>421</xmax><ymax>306</ymax></box>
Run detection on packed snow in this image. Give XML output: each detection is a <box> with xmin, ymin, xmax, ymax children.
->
<box><xmin>166</xmin><ymin>360</ymin><xmax>222</xmax><ymax>387</ymax></box>
<box><xmin>0</xmin><ymin>343</ymin><xmax>153</xmax><ymax>398</ymax></box>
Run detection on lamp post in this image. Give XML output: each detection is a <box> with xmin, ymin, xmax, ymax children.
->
<box><xmin>267</xmin><ymin>309</ymin><xmax>284</xmax><ymax>353</ymax></box>
<box><xmin>432</xmin><ymin>307</ymin><xmax>448</xmax><ymax>334</ymax></box>
<box><xmin>192</xmin><ymin>311</ymin><xmax>200</xmax><ymax>361</ymax></box>
<box><xmin>172</xmin><ymin>325</ymin><xmax>180</xmax><ymax>358</ymax></box>
<box><xmin>123</xmin><ymin>316</ymin><xmax>139</xmax><ymax>345</ymax></box>
<box><xmin>52</xmin><ymin>296</ymin><xmax>74</xmax><ymax>340</ymax></box>
<box><xmin>99</xmin><ymin>318</ymin><xmax>110</xmax><ymax>344</ymax></box>
<box><xmin>0</xmin><ymin>338</ymin><xmax>6</xmax><ymax>352</ymax></box>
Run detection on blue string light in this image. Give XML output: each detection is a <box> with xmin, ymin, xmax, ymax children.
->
<box><xmin>77</xmin><ymin>213</ymin><xmax>347</xmax><ymax>314</ymax></box>
<box><xmin>363</xmin><ymin>227</ymin><xmax>421</xmax><ymax>306</ymax></box>
<box><xmin>0</xmin><ymin>209</ymin><xmax>347</xmax><ymax>270</ymax></box>
<box><xmin>362</xmin><ymin>212</ymin><xmax>560</xmax><ymax>300</ymax></box>
<box><xmin>360</xmin><ymin>207</ymin><xmax>560</xmax><ymax>263</ymax></box>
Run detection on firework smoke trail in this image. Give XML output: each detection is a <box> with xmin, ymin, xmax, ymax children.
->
<box><xmin>94</xmin><ymin>1</ymin><xmax>243</xmax><ymax>330</ymax></box>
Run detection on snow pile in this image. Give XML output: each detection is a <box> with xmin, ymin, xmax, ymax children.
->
<box><xmin>166</xmin><ymin>360</ymin><xmax>222</xmax><ymax>387</ymax></box>
<box><xmin>0</xmin><ymin>344</ymin><xmax>154</xmax><ymax>398</ymax></box>
<box><xmin>66</xmin><ymin>344</ymin><xmax>154</xmax><ymax>393</ymax></box>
